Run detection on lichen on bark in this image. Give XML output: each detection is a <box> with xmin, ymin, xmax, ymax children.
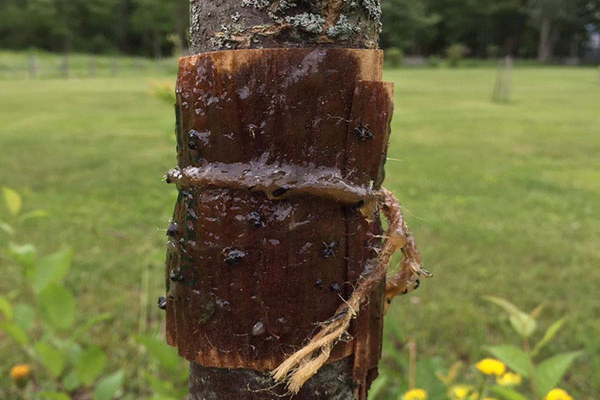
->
<box><xmin>189</xmin><ymin>0</ymin><xmax>381</xmax><ymax>53</ymax></box>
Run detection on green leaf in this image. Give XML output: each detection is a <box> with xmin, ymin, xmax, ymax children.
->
<box><xmin>0</xmin><ymin>221</ymin><xmax>15</xmax><ymax>235</ymax></box>
<box><xmin>35</xmin><ymin>342</ymin><xmax>66</xmax><ymax>377</ymax></box>
<box><xmin>0</xmin><ymin>295</ymin><xmax>13</xmax><ymax>321</ymax></box>
<box><xmin>483</xmin><ymin>296</ymin><xmax>537</xmax><ymax>338</ymax></box>
<box><xmin>39</xmin><ymin>392</ymin><xmax>72</xmax><ymax>400</ymax></box>
<box><xmin>75</xmin><ymin>345</ymin><xmax>107</xmax><ymax>386</ymax></box>
<box><xmin>532</xmin><ymin>318</ymin><xmax>566</xmax><ymax>357</ymax></box>
<box><xmin>136</xmin><ymin>334</ymin><xmax>181</xmax><ymax>372</ymax></box>
<box><xmin>94</xmin><ymin>370</ymin><xmax>124</xmax><ymax>400</ymax></box>
<box><xmin>6</xmin><ymin>243</ymin><xmax>37</xmax><ymax>272</ymax></box>
<box><xmin>39</xmin><ymin>284</ymin><xmax>76</xmax><ymax>330</ymax></box>
<box><xmin>368</xmin><ymin>376</ymin><xmax>388</xmax><ymax>400</ymax></box>
<box><xmin>18</xmin><ymin>209</ymin><xmax>50</xmax><ymax>222</ymax></box>
<box><xmin>14</xmin><ymin>303</ymin><xmax>35</xmax><ymax>331</ymax></box>
<box><xmin>3</xmin><ymin>187</ymin><xmax>22</xmax><ymax>216</ymax></box>
<box><xmin>0</xmin><ymin>321</ymin><xmax>29</xmax><ymax>345</ymax></box>
<box><xmin>533</xmin><ymin>351</ymin><xmax>582</xmax><ymax>395</ymax></box>
<box><xmin>490</xmin><ymin>386</ymin><xmax>529</xmax><ymax>400</ymax></box>
<box><xmin>62</xmin><ymin>370</ymin><xmax>80</xmax><ymax>391</ymax></box>
<box><xmin>33</xmin><ymin>248</ymin><xmax>73</xmax><ymax>293</ymax></box>
<box><xmin>144</xmin><ymin>371</ymin><xmax>180</xmax><ymax>397</ymax></box>
<box><xmin>485</xmin><ymin>345</ymin><xmax>531</xmax><ymax>377</ymax></box>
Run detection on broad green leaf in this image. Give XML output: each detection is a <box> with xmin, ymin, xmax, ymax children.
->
<box><xmin>39</xmin><ymin>284</ymin><xmax>76</xmax><ymax>330</ymax></box>
<box><xmin>0</xmin><ymin>321</ymin><xmax>29</xmax><ymax>345</ymax></box>
<box><xmin>485</xmin><ymin>345</ymin><xmax>531</xmax><ymax>377</ymax></box>
<box><xmin>144</xmin><ymin>371</ymin><xmax>186</xmax><ymax>398</ymax></box>
<box><xmin>509</xmin><ymin>313</ymin><xmax>537</xmax><ymax>338</ymax></box>
<box><xmin>483</xmin><ymin>296</ymin><xmax>536</xmax><ymax>337</ymax></box>
<box><xmin>75</xmin><ymin>346</ymin><xmax>107</xmax><ymax>386</ymax></box>
<box><xmin>490</xmin><ymin>386</ymin><xmax>529</xmax><ymax>400</ymax></box>
<box><xmin>368</xmin><ymin>376</ymin><xmax>388</xmax><ymax>400</ymax></box>
<box><xmin>33</xmin><ymin>248</ymin><xmax>73</xmax><ymax>293</ymax></box>
<box><xmin>62</xmin><ymin>370</ymin><xmax>80</xmax><ymax>391</ymax></box>
<box><xmin>18</xmin><ymin>209</ymin><xmax>50</xmax><ymax>222</ymax></box>
<box><xmin>3</xmin><ymin>187</ymin><xmax>22</xmax><ymax>216</ymax></box>
<box><xmin>532</xmin><ymin>318</ymin><xmax>566</xmax><ymax>357</ymax></box>
<box><xmin>14</xmin><ymin>303</ymin><xmax>35</xmax><ymax>331</ymax></box>
<box><xmin>39</xmin><ymin>392</ymin><xmax>72</xmax><ymax>400</ymax></box>
<box><xmin>7</xmin><ymin>243</ymin><xmax>37</xmax><ymax>272</ymax></box>
<box><xmin>0</xmin><ymin>296</ymin><xmax>13</xmax><ymax>320</ymax></box>
<box><xmin>35</xmin><ymin>342</ymin><xmax>66</xmax><ymax>377</ymax></box>
<box><xmin>136</xmin><ymin>334</ymin><xmax>181</xmax><ymax>372</ymax></box>
<box><xmin>94</xmin><ymin>370</ymin><xmax>124</xmax><ymax>400</ymax></box>
<box><xmin>533</xmin><ymin>351</ymin><xmax>582</xmax><ymax>395</ymax></box>
<box><xmin>0</xmin><ymin>221</ymin><xmax>15</xmax><ymax>235</ymax></box>
<box><xmin>145</xmin><ymin>371</ymin><xmax>178</xmax><ymax>397</ymax></box>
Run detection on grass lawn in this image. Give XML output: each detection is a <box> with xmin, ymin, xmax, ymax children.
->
<box><xmin>0</xmin><ymin>65</ymin><xmax>599</xmax><ymax>398</ymax></box>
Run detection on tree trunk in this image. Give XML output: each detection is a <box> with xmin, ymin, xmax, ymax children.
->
<box><xmin>537</xmin><ymin>17</ymin><xmax>559</xmax><ymax>63</ymax></box>
<box><xmin>167</xmin><ymin>2</ymin><xmax>391</xmax><ymax>399</ymax></box>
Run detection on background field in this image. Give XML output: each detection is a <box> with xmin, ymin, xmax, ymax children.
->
<box><xmin>1</xmin><ymin>60</ymin><xmax>599</xmax><ymax>398</ymax></box>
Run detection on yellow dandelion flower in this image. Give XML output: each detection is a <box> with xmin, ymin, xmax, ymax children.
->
<box><xmin>475</xmin><ymin>358</ymin><xmax>506</xmax><ymax>376</ymax></box>
<box><xmin>449</xmin><ymin>385</ymin><xmax>472</xmax><ymax>399</ymax></box>
<box><xmin>496</xmin><ymin>371</ymin><xmax>522</xmax><ymax>386</ymax></box>
<box><xmin>545</xmin><ymin>388</ymin><xmax>573</xmax><ymax>400</ymax></box>
<box><xmin>402</xmin><ymin>388</ymin><xmax>428</xmax><ymax>400</ymax></box>
<box><xmin>10</xmin><ymin>364</ymin><xmax>31</xmax><ymax>388</ymax></box>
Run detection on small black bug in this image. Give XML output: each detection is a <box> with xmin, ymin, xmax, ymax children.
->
<box><xmin>248</xmin><ymin>211</ymin><xmax>265</xmax><ymax>228</ymax></box>
<box><xmin>158</xmin><ymin>296</ymin><xmax>167</xmax><ymax>310</ymax></box>
<box><xmin>330</xmin><ymin>282</ymin><xmax>341</xmax><ymax>293</ymax></box>
<box><xmin>315</xmin><ymin>278</ymin><xmax>324</xmax><ymax>289</ymax></box>
<box><xmin>170</xmin><ymin>269</ymin><xmax>184</xmax><ymax>282</ymax></box>
<box><xmin>224</xmin><ymin>248</ymin><xmax>247</xmax><ymax>265</ymax></box>
<box><xmin>188</xmin><ymin>130</ymin><xmax>199</xmax><ymax>150</ymax></box>
<box><xmin>322</xmin><ymin>241</ymin><xmax>337</xmax><ymax>258</ymax></box>
<box><xmin>166</xmin><ymin>222</ymin><xmax>178</xmax><ymax>237</ymax></box>
<box><xmin>354</xmin><ymin>124</ymin><xmax>374</xmax><ymax>142</ymax></box>
<box><xmin>272</xmin><ymin>187</ymin><xmax>290</xmax><ymax>197</ymax></box>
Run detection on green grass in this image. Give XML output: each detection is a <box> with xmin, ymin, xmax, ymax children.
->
<box><xmin>1</xmin><ymin>64</ymin><xmax>599</xmax><ymax>398</ymax></box>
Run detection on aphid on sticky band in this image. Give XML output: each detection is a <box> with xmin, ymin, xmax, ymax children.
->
<box><xmin>224</xmin><ymin>248</ymin><xmax>247</xmax><ymax>265</ymax></box>
<box><xmin>157</xmin><ymin>296</ymin><xmax>167</xmax><ymax>310</ymax></box>
<box><xmin>248</xmin><ymin>211</ymin><xmax>265</xmax><ymax>228</ymax></box>
<box><xmin>354</xmin><ymin>124</ymin><xmax>374</xmax><ymax>142</ymax></box>
<box><xmin>322</xmin><ymin>241</ymin><xmax>337</xmax><ymax>258</ymax></box>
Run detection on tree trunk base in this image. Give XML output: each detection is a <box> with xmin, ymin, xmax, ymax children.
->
<box><xmin>190</xmin><ymin>358</ymin><xmax>360</xmax><ymax>400</ymax></box>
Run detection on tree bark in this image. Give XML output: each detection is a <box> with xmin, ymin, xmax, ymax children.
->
<box><xmin>167</xmin><ymin>2</ymin><xmax>390</xmax><ymax>399</ymax></box>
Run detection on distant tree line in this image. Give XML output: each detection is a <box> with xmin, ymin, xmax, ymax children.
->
<box><xmin>0</xmin><ymin>0</ymin><xmax>188</xmax><ymax>58</ymax></box>
<box><xmin>382</xmin><ymin>0</ymin><xmax>600</xmax><ymax>62</ymax></box>
<box><xmin>1</xmin><ymin>0</ymin><xmax>599</xmax><ymax>62</ymax></box>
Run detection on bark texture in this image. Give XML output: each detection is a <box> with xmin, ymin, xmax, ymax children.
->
<box><xmin>168</xmin><ymin>2</ymin><xmax>387</xmax><ymax>399</ymax></box>
<box><xmin>189</xmin><ymin>0</ymin><xmax>382</xmax><ymax>53</ymax></box>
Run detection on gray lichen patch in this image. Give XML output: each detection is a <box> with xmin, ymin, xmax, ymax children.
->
<box><xmin>189</xmin><ymin>0</ymin><xmax>381</xmax><ymax>53</ymax></box>
<box><xmin>327</xmin><ymin>14</ymin><xmax>360</xmax><ymax>38</ymax></box>
<box><xmin>285</xmin><ymin>12</ymin><xmax>326</xmax><ymax>34</ymax></box>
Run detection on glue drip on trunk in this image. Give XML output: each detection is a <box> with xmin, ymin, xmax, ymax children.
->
<box><xmin>167</xmin><ymin>161</ymin><xmax>378</xmax><ymax>216</ymax></box>
<box><xmin>271</xmin><ymin>188</ymin><xmax>432</xmax><ymax>394</ymax></box>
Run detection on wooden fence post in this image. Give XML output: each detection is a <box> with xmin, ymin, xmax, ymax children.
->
<box><xmin>163</xmin><ymin>2</ymin><xmax>408</xmax><ymax>399</ymax></box>
<box><xmin>28</xmin><ymin>54</ymin><xmax>37</xmax><ymax>78</ymax></box>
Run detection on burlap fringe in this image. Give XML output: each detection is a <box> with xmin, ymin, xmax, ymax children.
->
<box><xmin>271</xmin><ymin>187</ymin><xmax>432</xmax><ymax>393</ymax></box>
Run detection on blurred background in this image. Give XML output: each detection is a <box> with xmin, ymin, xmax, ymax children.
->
<box><xmin>0</xmin><ymin>1</ymin><xmax>599</xmax><ymax>400</ymax></box>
